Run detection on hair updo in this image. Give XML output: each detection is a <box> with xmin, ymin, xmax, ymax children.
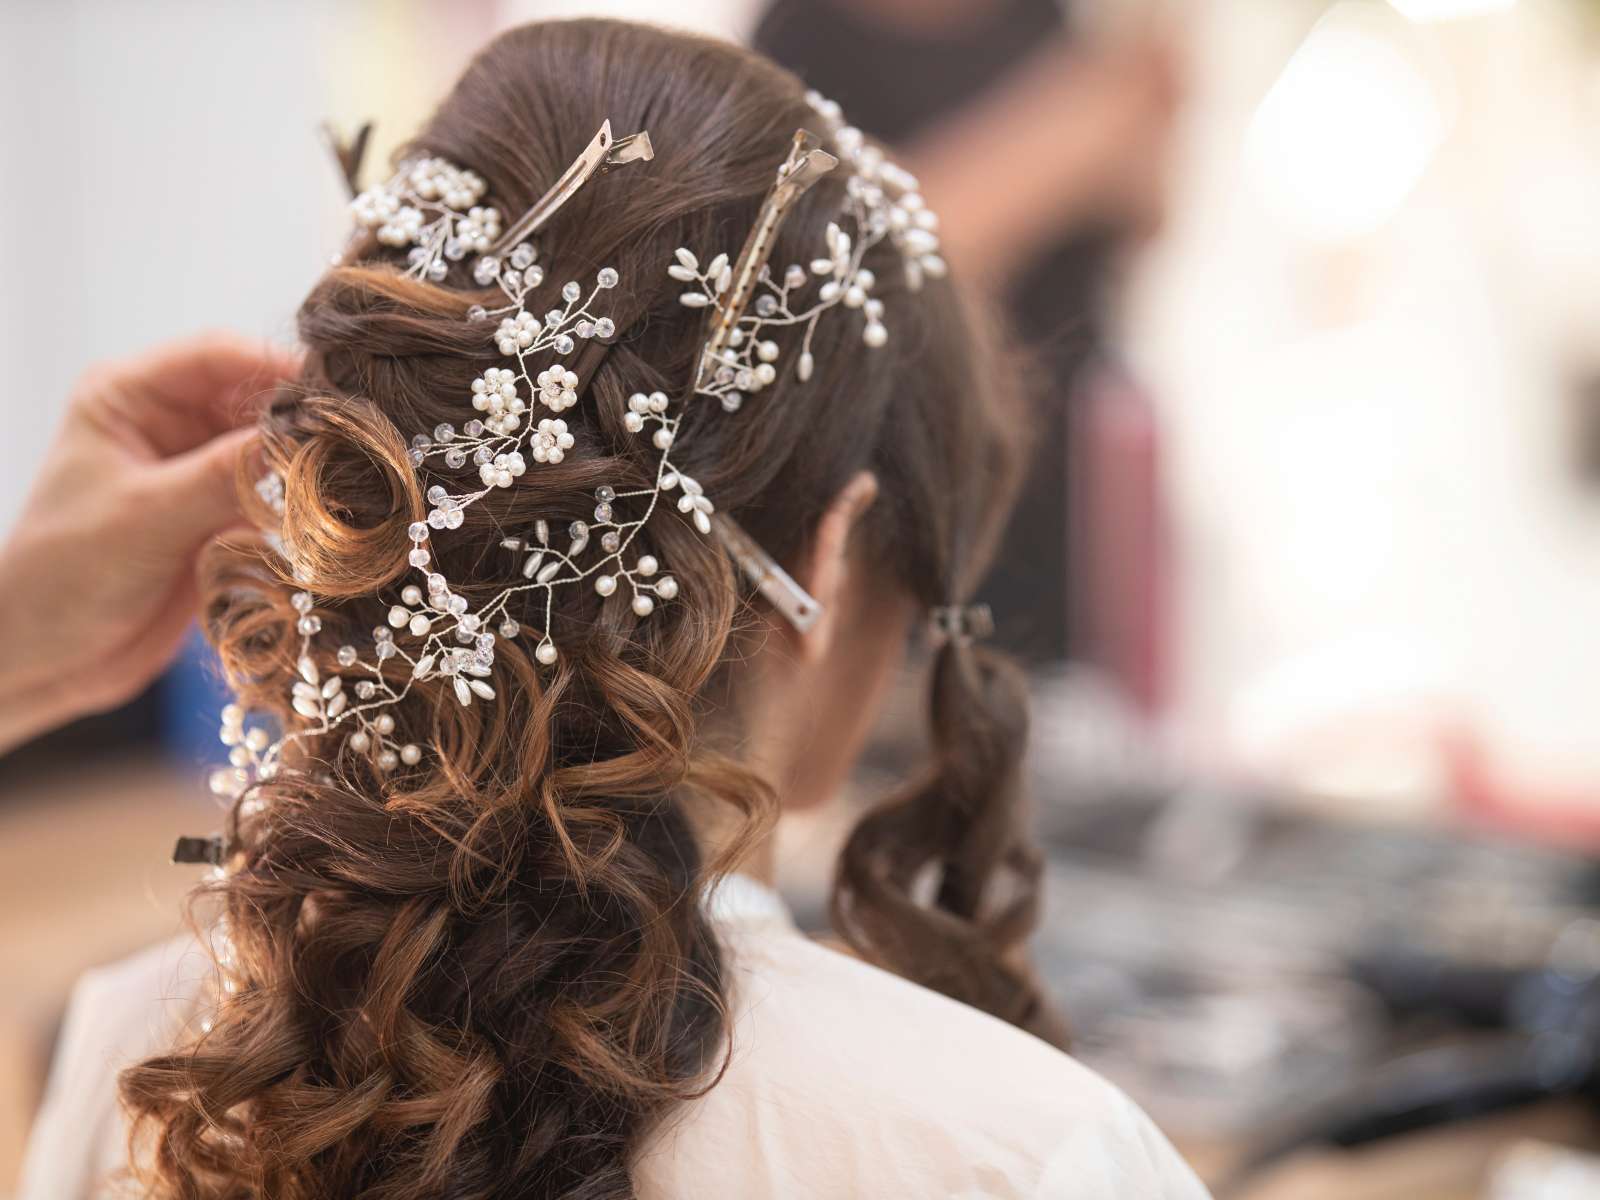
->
<box><xmin>119</xmin><ymin>18</ymin><xmax>1058</xmax><ymax>1199</ymax></box>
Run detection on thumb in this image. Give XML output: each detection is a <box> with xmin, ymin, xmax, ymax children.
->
<box><xmin>147</xmin><ymin>424</ymin><xmax>261</xmax><ymax>548</ymax></box>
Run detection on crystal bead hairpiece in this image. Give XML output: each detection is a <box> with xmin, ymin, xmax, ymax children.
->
<box><xmin>200</xmin><ymin>92</ymin><xmax>946</xmax><ymax>813</ymax></box>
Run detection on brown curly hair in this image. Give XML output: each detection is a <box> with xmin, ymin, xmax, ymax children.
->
<box><xmin>118</xmin><ymin>18</ymin><xmax>1059</xmax><ymax>1199</ymax></box>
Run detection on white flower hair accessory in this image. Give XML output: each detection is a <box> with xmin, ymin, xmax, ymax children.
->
<box><xmin>198</xmin><ymin>97</ymin><xmax>944</xmax><ymax>817</ymax></box>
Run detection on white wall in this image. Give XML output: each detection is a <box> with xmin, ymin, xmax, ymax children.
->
<box><xmin>0</xmin><ymin>0</ymin><xmax>340</xmax><ymax>535</ymax></box>
<box><xmin>1128</xmin><ymin>0</ymin><xmax>1600</xmax><ymax>796</ymax></box>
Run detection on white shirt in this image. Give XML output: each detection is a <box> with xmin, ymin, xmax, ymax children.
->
<box><xmin>22</xmin><ymin>875</ymin><xmax>1210</xmax><ymax>1199</ymax></box>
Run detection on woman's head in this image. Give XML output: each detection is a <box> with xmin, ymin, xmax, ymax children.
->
<box><xmin>121</xmin><ymin>19</ymin><xmax>1055</xmax><ymax>1198</ymax></box>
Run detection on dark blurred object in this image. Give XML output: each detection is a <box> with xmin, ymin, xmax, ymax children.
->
<box><xmin>1073</xmin><ymin>364</ymin><xmax>1170</xmax><ymax>716</ymax></box>
<box><xmin>0</xmin><ymin>683</ymin><xmax>161</xmax><ymax>781</ymax></box>
<box><xmin>0</xmin><ymin>630</ymin><xmax>224</xmax><ymax>783</ymax></box>
<box><xmin>1030</xmin><ymin>777</ymin><xmax>1600</xmax><ymax>1153</ymax></box>
<box><xmin>1570</xmin><ymin>365</ymin><xmax>1600</xmax><ymax>489</ymax></box>
<box><xmin>755</xmin><ymin>0</ymin><xmax>1117</xmax><ymax>664</ymax></box>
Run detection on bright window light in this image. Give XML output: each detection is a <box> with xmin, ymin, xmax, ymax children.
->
<box><xmin>1246</xmin><ymin>8</ymin><xmax>1446</xmax><ymax>243</ymax></box>
<box><xmin>1388</xmin><ymin>0</ymin><xmax>1516</xmax><ymax>21</ymax></box>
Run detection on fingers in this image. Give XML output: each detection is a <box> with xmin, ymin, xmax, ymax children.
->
<box><xmin>146</xmin><ymin>424</ymin><xmax>261</xmax><ymax>549</ymax></box>
<box><xmin>83</xmin><ymin>331</ymin><xmax>300</xmax><ymax>458</ymax></box>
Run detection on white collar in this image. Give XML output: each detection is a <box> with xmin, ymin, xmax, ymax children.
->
<box><xmin>704</xmin><ymin>872</ymin><xmax>795</xmax><ymax>930</ymax></box>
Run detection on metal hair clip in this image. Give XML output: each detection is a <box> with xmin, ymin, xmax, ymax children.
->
<box><xmin>929</xmin><ymin>603</ymin><xmax>994</xmax><ymax>645</ymax></box>
<box><xmin>488</xmin><ymin>121</ymin><xmax>655</xmax><ymax>258</ymax></box>
<box><xmin>172</xmin><ymin>834</ymin><xmax>225</xmax><ymax>867</ymax></box>
<box><xmin>321</xmin><ymin>119</ymin><xmax>375</xmax><ymax>197</ymax></box>
<box><xmin>712</xmin><ymin>514</ymin><xmax>822</xmax><ymax>633</ymax></box>
<box><xmin>695</xmin><ymin>129</ymin><xmax>837</xmax><ymax>389</ymax></box>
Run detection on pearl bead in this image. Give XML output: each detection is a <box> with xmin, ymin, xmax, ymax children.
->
<box><xmin>400</xmin><ymin>743</ymin><xmax>422</xmax><ymax>765</ymax></box>
<box><xmin>402</xmin><ymin>585</ymin><xmax>423</xmax><ymax>605</ymax></box>
<box><xmin>637</xmin><ymin>555</ymin><xmax>658</xmax><ymax>577</ymax></box>
<box><xmin>377</xmin><ymin>749</ymin><xmax>398</xmax><ymax>772</ymax></box>
<box><xmin>348</xmin><ymin>730</ymin><xmax>370</xmax><ymax>753</ymax></box>
<box><xmin>653</xmin><ymin>428</ymin><xmax>673</xmax><ymax>450</ymax></box>
<box><xmin>632</xmin><ymin>594</ymin><xmax>655</xmax><ymax>617</ymax></box>
<box><xmin>863</xmin><ymin>322</ymin><xmax>888</xmax><ymax>348</ymax></box>
<box><xmin>409</xmin><ymin>614</ymin><xmax>432</xmax><ymax>637</ymax></box>
<box><xmin>535</xmin><ymin>641</ymin><xmax>558</xmax><ymax>665</ymax></box>
<box><xmin>656</xmin><ymin>576</ymin><xmax>678</xmax><ymax>600</ymax></box>
<box><xmin>594</xmin><ymin>574</ymin><xmax>617</xmax><ymax>597</ymax></box>
<box><xmin>375</xmin><ymin>713</ymin><xmax>395</xmax><ymax>735</ymax></box>
<box><xmin>388</xmin><ymin>606</ymin><xmax>409</xmax><ymax>628</ymax></box>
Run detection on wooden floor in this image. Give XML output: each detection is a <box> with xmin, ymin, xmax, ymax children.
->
<box><xmin>0</xmin><ymin>754</ymin><xmax>206</xmax><ymax>1191</ymax></box>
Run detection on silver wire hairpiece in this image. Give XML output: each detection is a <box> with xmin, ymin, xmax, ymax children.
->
<box><xmin>203</xmin><ymin>91</ymin><xmax>945</xmax><ymax>805</ymax></box>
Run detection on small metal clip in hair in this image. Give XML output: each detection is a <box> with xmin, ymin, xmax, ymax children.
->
<box><xmin>713</xmin><ymin>514</ymin><xmax>822</xmax><ymax>633</ymax></box>
<box><xmin>929</xmin><ymin>603</ymin><xmax>994</xmax><ymax>646</ymax></box>
<box><xmin>488</xmin><ymin>120</ymin><xmax>655</xmax><ymax>258</ymax></box>
<box><xmin>320</xmin><ymin>119</ymin><xmax>375</xmax><ymax>198</ymax></box>
<box><xmin>172</xmin><ymin>834</ymin><xmax>225</xmax><ymax>867</ymax></box>
<box><xmin>695</xmin><ymin>129</ymin><xmax>838</xmax><ymax>388</ymax></box>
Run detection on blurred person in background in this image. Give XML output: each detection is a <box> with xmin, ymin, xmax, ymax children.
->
<box><xmin>13</xmin><ymin>19</ymin><xmax>1209</xmax><ymax>1200</ymax></box>
<box><xmin>757</xmin><ymin>0</ymin><xmax>1181</xmax><ymax>666</ymax></box>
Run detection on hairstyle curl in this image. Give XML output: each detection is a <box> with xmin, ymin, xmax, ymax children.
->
<box><xmin>120</xmin><ymin>19</ymin><xmax>1058</xmax><ymax>1199</ymax></box>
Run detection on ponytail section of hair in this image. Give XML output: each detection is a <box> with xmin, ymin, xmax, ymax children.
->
<box><xmin>831</xmin><ymin>633</ymin><xmax>1069</xmax><ymax>1048</ymax></box>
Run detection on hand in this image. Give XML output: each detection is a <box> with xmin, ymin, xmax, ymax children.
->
<box><xmin>0</xmin><ymin>334</ymin><xmax>298</xmax><ymax>754</ymax></box>
<box><xmin>909</xmin><ymin>29</ymin><xmax>1184</xmax><ymax>283</ymax></box>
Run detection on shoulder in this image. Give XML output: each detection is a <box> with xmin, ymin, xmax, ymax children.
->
<box><xmin>636</xmin><ymin>920</ymin><xmax>1210</xmax><ymax>1200</ymax></box>
<box><xmin>19</xmin><ymin>936</ymin><xmax>212</xmax><ymax>1200</ymax></box>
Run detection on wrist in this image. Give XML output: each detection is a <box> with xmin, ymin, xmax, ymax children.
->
<box><xmin>0</xmin><ymin>553</ymin><xmax>81</xmax><ymax>753</ymax></box>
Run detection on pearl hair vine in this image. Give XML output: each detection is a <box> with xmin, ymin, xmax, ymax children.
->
<box><xmin>191</xmin><ymin>91</ymin><xmax>945</xmax><ymax>824</ymax></box>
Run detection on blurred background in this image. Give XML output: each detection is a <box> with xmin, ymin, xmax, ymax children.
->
<box><xmin>5</xmin><ymin>0</ymin><xmax>1600</xmax><ymax>1196</ymax></box>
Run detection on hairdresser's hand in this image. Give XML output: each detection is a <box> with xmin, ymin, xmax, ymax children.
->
<box><xmin>0</xmin><ymin>334</ymin><xmax>297</xmax><ymax>755</ymax></box>
<box><xmin>910</xmin><ymin>30</ymin><xmax>1183</xmax><ymax>283</ymax></box>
